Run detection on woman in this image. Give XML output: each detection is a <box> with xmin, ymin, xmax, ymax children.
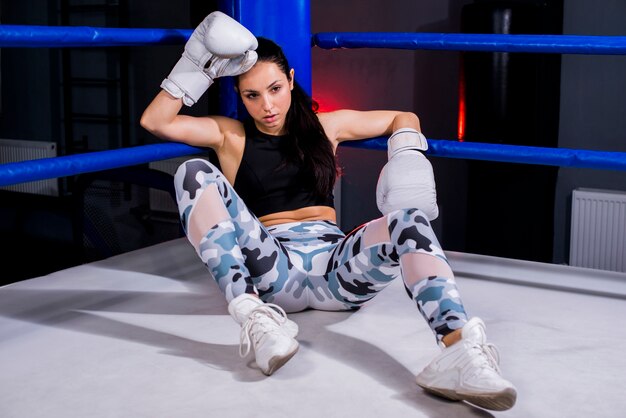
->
<box><xmin>141</xmin><ymin>12</ymin><xmax>516</xmax><ymax>411</ymax></box>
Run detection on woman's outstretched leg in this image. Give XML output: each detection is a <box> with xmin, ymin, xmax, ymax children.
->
<box><xmin>174</xmin><ymin>158</ymin><xmax>298</xmax><ymax>375</ymax></box>
<box><xmin>323</xmin><ymin>208</ymin><xmax>466</xmax><ymax>341</ymax></box>
<box><xmin>325</xmin><ymin>208</ymin><xmax>516</xmax><ymax>410</ymax></box>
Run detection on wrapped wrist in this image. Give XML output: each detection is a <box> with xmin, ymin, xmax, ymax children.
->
<box><xmin>387</xmin><ymin>128</ymin><xmax>428</xmax><ymax>159</ymax></box>
<box><xmin>161</xmin><ymin>55</ymin><xmax>213</xmax><ymax>107</ymax></box>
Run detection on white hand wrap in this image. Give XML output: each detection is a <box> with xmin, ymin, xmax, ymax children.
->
<box><xmin>387</xmin><ymin>128</ymin><xmax>428</xmax><ymax>158</ymax></box>
<box><xmin>376</xmin><ymin>128</ymin><xmax>439</xmax><ymax>220</ymax></box>
<box><xmin>161</xmin><ymin>11</ymin><xmax>258</xmax><ymax>106</ymax></box>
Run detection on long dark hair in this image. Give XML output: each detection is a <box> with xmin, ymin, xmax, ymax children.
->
<box><xmin>237</xmin><ymin>37</ymin><xmax>339</xmax><ymax>199</ymax></box>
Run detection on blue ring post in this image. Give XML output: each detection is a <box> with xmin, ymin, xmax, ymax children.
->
<box><xmin>218</xmin><ymin>0</ymin><xmax>311</xmax><ymax>118</ymax></box>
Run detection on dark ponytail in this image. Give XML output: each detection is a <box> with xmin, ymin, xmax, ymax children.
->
<box><xmin>239</xmin><ymin>37</ymin><xmax>339</xmax><ymax>199</ymax></box>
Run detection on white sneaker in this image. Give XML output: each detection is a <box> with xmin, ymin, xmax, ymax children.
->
<box><xmin>228</xmin><ymin>294</ymin><xmax>299</xmax><ymax>376</ymax></box>
<box><xmin>415</xmin><ymin>317</ymin><xmax>517</xmax><ymax>411</ymax></box>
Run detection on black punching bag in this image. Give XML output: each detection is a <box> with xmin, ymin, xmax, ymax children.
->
<box><xmin>461</xmin><ymin>0</ymin><xmax>562</xmax><ymax>262</ymax></box>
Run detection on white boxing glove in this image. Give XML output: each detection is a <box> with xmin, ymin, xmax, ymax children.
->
<box><xmin>376</xmin><ymin>128</ymin><xmax>439</xmax><ymax>220</ymax></box>
<box><xmin>161</xmin><ymin>11</ymin><xmax>258</xmax><ymax>106</ymax></box>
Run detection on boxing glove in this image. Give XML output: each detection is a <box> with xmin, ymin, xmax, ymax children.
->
<box><xmin>161</xmin><ymin>11</ymin><xmax>258</xmax><ymax>106</ymax></box>
<box><xmin>376</xmin><ymin>128</ymin><xmax>439</xmax><ymax>220</ymax></box>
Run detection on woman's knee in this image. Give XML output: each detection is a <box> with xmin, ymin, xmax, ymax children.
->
<box><xmin>363</xmin><ymin>208</ymin><xmax>434</xmax><ymax>249</ymax></box>
<box><xmin>174</xmin><ymin>158</ymin><xmax>223</xmax><ymax>199</ymax></box>
<box><xmin>386</xmin><ymin>208</ymin><xmax>442</xmax><ymax>255</ymax></box>
<box><xmin>386</xmin><ymin>208</ymin><xmax>431</xmax><ymax>227</ymax></box>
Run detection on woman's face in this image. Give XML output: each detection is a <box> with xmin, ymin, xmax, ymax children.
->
<box><xmin>238</xmin><ymin>61</ymin><xmax>294</xmax><ymax>136</ymax></box>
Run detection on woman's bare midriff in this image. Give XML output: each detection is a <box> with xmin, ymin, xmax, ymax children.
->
<box><xmin>259</xmin><ymin>206</ymin><xmax>337</xmax><ymax>227</ymax></box>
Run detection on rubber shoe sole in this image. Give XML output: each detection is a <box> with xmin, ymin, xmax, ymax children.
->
<box><xmin>262</xmin><ymin>342</ymin><xmax>299</xmax><ymax>376</ymax></box>
<box><xmin>417</xmin><ymin>383</ymin><xmax>517</xmax><ymax>411</ymax></box>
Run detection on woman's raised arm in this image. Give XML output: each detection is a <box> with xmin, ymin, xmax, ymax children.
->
<box><xmin>140</xmin><ymin>90</ymin><xmax>236</xmax><ymax>150</ymax></box>
<box><xmin>318</xmin><ymin>109</ymin><xmax>421</xmax><ymax>147</ymax></box>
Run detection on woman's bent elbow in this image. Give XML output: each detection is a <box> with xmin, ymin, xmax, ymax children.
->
<box><xmin>140</xmin><ymin>113</ymin><xmax>158</xmax><ymax>134</ymax></box>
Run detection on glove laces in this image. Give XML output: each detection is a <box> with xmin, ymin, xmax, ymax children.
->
<box><xmin>239</xmin><ymin>303</ymin><xmax>288</xmax><ymax>358</ymax></box>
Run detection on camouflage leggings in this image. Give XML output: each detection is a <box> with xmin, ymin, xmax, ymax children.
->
<box><xmin>175</xmin><ymin>159</ymin><xmax>467</xmax><ymax>342</ymax></box>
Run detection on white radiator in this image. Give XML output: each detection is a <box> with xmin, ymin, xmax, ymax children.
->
<box><xmin>0</xmin><ymin>138</ymin><xmax>59</xmax><ymax>196</ymax></box>
<box><xmin>570</xmin><ymin>188</ymin><xmax>626</xmax><ymax>272</ymax></box>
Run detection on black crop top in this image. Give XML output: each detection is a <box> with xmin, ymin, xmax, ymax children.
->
<box><xmin>233</xmin><ymin>121</ymin><xmax>334</xmax><ymax>218</ymax></box>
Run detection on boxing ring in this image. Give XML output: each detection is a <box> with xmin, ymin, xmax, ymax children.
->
<box><xmin>2</xmin><ymin>1</ymin><xmax>626</xmax><ymax>417</ymax></box>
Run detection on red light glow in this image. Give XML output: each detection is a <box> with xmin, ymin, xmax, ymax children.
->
<box><xmin>313</xmin><ymin>94</ymin><xmax>343</xmax><ymax>113</ymax></box>
<box><xmin>458</xmin><ymin>64</ymin><xmax>466</xmax><ymax>142</ymax></box>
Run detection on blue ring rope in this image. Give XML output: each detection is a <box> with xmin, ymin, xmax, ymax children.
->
<box><xmin>2</xmin><ymin>140</ymin><xmax>625</xmax><ymax>187</ymax></box>
<box><xmin>313</xmin><ymin>32</ymin><xmax>626</xmax><ymax>55</ymax></box>
<box><xmin>344</xmin><ymin>139</ymin><xmax>626</xmax><ymax>171</ymax></box>
<box><xmin>0</xmin><ymin>25</ymin><xmax>192</xmax><ymax>47</ymax></box>
<box><xmin>2</xmin><ymin>25</ymin><xmax>626</xmax><ymax>55</ymax></box>
<box><xmin>0</xmin><ymin>143</ymin><xmax>202</xmax><ymax>187</ymax></box>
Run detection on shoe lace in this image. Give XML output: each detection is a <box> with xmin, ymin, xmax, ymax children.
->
<box><xmin>239</xmin><ymin>303</ymin><xmax>288</xmax><ymax>358</ymax></box>
<box><xmin>472</xmin><ymin>342</ymin><xmax>502</xmax><ymax>374</ymax></box>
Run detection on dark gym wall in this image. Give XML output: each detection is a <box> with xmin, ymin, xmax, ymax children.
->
<box><xmin>312</xmin><ymin>0</ymin><xmax>474</xmax><ymax>244</ymax></box>
<box><xmin>553</xmin><ymin>0</ymin><xmax>626</xmax><ymax>264</ymax></box>
<box><xmin>461</xmin><ymin>1</ymin><xmax>563</xmax><ymax>262</ymax></box>
<box><xmin>0</xmin><ymin>1</ymin><xmax>56</xmax><ymax>142</ymax></box>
